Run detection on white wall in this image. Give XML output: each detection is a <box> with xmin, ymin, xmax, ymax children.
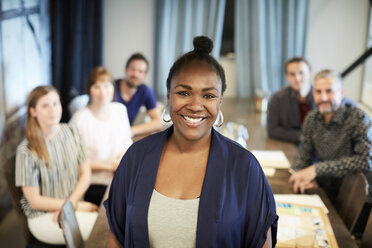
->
<box><xmin>219</xmin><ymin>55</ymin><xmax>236</xmax><ymax>98</ymax></box>
<box><xmin>103</xmin><ymin>0</ymin><xmax>370</xmax><ymax>101</ymax></box>
<box><xmin>103</xmin><ymin>0</ymin><xmax>154</xmax><ymax>86</ymax></box>
<box><xmin>306</xmin><ymin>0</ymin><xmax>370</xmax><ymax>101</ymax></box>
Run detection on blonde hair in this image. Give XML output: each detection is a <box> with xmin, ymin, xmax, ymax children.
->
<box><xmin>25</xmin><ymin>85</ymin><xmax>59</xmax><ymax>163</ymax></box>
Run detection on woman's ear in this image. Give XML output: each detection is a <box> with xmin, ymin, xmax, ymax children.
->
<box><xmin>166</xmin><ymin>90</ymin><xmax>170</xmax><ymax>105</ymax></box>
<box><xmin>29</xmin><ymin>107</ymin><xmax>37</xmax><ymax>118</ymax></box>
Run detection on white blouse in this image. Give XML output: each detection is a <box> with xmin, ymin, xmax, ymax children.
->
<box><xmin>70</xmin><ymin>102</ymin><xmax>132</xmax><ymax>164</ymax></box>
<box><xmin>147</xmin><ymin>189</ymin><xmax>200</xmax><ymax>248</ymax></box>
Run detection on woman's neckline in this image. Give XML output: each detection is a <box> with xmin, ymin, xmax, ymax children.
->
<box><xmin>153</xmin><ymin>188</ymin><xmax>200</xmax><ymax>201</ymax></box>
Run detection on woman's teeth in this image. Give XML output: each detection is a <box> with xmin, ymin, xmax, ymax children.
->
<box><xmin>183</xmin><ymin>116</ymin><xmax>203</xmax><ymax>123</ymax></box>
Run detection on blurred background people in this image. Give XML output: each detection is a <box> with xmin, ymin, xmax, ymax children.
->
<box><xmin>267</xmin><ymin>57</ymin><xmax>314</xmax><ymax>144</ymax></box>
<box><xmin>114</xmin><ymin>53</ymin><xmax>163</xmax><ymax>137</ymax></box>
<box><xmin>289</xmin><ymin>70</ymin><xmax>372</xmax><ymax>204</ymax></box>
<box><xmin>70</xmin><ymin>67</ymin><xmax>133</xmax><ymax>205</ymax></box>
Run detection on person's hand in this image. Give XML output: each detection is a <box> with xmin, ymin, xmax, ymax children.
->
<box><xmin>75</xmin><ymin>201</ymin><xmax>99</xmax><ymax>212</ymax></box>
<box><xmin>52</xmin><ymin>210</ymin><xmax>60</xmax><ymax>223</ymax></box>
<box><xmin>110</xmin><ymin>160</ymin><xmax>120</xmax><ymax>172</ymax></box>
<box><xmin>288</xmin><ymin>165</ymin><xmax>316</xmax><ymax>194</ymax></box>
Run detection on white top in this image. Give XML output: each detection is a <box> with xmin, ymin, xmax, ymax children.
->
<box><xmin>147</xmin><ymin>189</ymin><xmax>199</xmax><ymax>248</ymax></box>
<box><xmin>70</xmin><ymin>102</ymin><xmax>132</xmax><ymax>165</ymax></box>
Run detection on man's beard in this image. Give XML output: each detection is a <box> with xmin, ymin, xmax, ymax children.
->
<box><xmin>126</xmin><ymin>78</ymin><xmax>138</xmax><ymax>88</ymax></box>
<box><xmin>317</xmin><ymin>101</ymin><xmax>337</xmax><ymax>114</ymax></box>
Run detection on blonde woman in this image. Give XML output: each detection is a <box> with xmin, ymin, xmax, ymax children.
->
<box><xmin>70</xmin><ymin>67</ymin><xmax>132</xmax><ymax>204</ymax></box>
<box><xmin>15</xmin><ymin>85</ymin><xmax>98</xmax><ymax>245</ymax></box>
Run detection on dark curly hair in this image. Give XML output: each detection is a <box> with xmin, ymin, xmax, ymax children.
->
<box><xmin>166</xmin><ymin>36</ymin><xmax>226</xmax><ymax>95</ymax></box>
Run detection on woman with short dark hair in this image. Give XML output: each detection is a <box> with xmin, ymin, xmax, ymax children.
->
<box><xmin>105</xmin><ymin>36</ymin><xmax>278</xmax><ymax>248</ymax></box>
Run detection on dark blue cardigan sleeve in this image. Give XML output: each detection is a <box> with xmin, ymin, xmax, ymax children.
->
<box><xmin>104</xmin><ymin>151</ymin><xmax>131</xmax><ymax>245</ymax></box>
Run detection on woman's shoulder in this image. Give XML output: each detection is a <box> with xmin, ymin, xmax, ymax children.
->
<box><xmin>110</xmin><ymin>102</ymin><xmax>128</xmax><ymax>113</ymax></box>
<box><xmin>215</xmin><ymin>131</ymin><xmax>255</xmax><ymax>158</ymax></box>
<box><xmin>130</xmin><ymin>129</ymin><xmax>166</xmax><ymax>150</ymax></box>
<box><xmin>16</xmin><ymin>139</ymin><xmax>38</xmax><ymax>165</ymax></box>
<box><xmin>123</xmin><ymin>129</ymin><xmax>167</xmax><ymax>161</ymax></box>
<box><xmin>213</xmin><ymin>131</ymin><xmax>261</xmax><ymax>173</ymax></box>
<box><xmin>16</xmin><ymin>139</ymin><xmax>30</xmax><ymax>154</ymax></box>
<box><xmin>59</xmin><ymin>123</ymin><xmax>81</xmax><ymax>138</ymax></box>
<box><xmin>70</xmin><ymin>107</ymin><xmax>91</xmax><ymax>121</ymax></box>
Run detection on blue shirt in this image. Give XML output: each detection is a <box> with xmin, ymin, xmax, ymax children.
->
<box><xmin>115</xmin><ymin>79</ymin><xmax>157</xmax><ymax>125</ymax></box>
<box><xmin>104</xmin><ymin>126</ymin><xmax>278</xmax><ymax>247</ymax></box>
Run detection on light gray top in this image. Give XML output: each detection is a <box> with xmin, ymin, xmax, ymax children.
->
<box><xmin>147</xmin><ymin>189</ymin><xmax>199</xmax><ymax>248</ymax></box>
<box><xmin>15</xmin><ymin>124</ymin><xmax>87</xmax><ymax>217</ymax></box>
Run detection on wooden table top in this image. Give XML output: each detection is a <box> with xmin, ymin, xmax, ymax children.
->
<box><xmin>85</xmin><ymin>98</ymin><xmax>356</xmax><ymax>248</ymax></box>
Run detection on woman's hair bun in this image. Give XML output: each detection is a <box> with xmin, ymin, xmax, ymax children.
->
<box><xmin>193</xmin><ymin>36</ymin><xmax>213</xmax><ymax>54</ymax></box>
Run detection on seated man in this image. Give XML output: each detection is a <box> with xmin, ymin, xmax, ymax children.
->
<box><xmin>289</xmin><ymin>69</ymin><xmax>372</xmax><ymax>205</ymax></box>
<box><xmin>114</xmin><ymin>53</ymin><xmax>163</xmax><ymax>137</ymax></box>
<box><xmin>267</xmin><ymin>57</ymin><xmax>314</xmax><ymax>144</ymax></box>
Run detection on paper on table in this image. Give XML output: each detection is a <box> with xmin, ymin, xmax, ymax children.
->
<box><xmin>262</xmin><ymin>167</ymin><xmax>276</xmax><ymax>177</ymax></box>
<box><xmin>274</xmin><ymin>194</ymin><xmax>329</xmax><ymax>214</ymax></box>
<box><xmin>276</xmin><ymin>215</ymin><xmax>300</xmax><ymax>242</ymax></box>
<box><xmin>251</xmin><ymin>150</ymin><xmax>290</xmax><ymax>168</ymax></box>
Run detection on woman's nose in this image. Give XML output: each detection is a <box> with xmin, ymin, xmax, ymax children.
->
<box><xmin>187</xmin><ymin>96</ymin><xmax>203</xmax><ymax>111</ymax></box>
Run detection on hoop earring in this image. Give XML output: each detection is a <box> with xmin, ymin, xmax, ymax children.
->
<box><xmin>162</xmin><ymin>105</ymin><xmax>172</xmax><ymax>123</ymax></box>
<box><xmin>214</xmin><ymin>110</ymin><xmax>224</xmax><ymax>127</ymax></box>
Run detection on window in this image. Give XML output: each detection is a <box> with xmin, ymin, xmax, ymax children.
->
<box><xmin>361</xmin><ymin>7</ymin><xmax>372</xmax><ymax>110</ymax></box>
<box><xmin>0</xmin><ymin>0</ymin><xmax>50</xmax><ymax>153</ymax></box>
<box><xmin>0</xmin><ymin>0</ymin><xmax>50</xmax><ymax>140</ymax></box>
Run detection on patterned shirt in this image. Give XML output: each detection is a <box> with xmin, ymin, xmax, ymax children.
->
<box><xmin>292</xmin><ymin>105</ymin><xmax>372</xmax><ymax>200</ymax></box>
<box><xmin>15</xmin><ymin>124</ymin><xmax>87</xmax><ymax>217</ymax></box>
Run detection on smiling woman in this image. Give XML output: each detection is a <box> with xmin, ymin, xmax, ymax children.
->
<box><xmin>168</xmin><ymin>61</ymin><xmax>222</xmax><ymax>142</ymax></box>
<box><xmin>104</xmin><ymin>36</ymin><xmax>278</xmax><ymax>248</ymax></box>
<box><xmin>15</xmin><ymin>85</ymin><xmax>98</xmax><ymax>245</ymax></box>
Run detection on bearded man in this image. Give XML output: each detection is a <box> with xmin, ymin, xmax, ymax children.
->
<box><xmin>289</xmin><ymin>69</ymin><xmax>372</xmax><ymax>205</ymax></box>
<box><xmin>115</xmin><ymin>53</ymin><xmax>162</xmax><ymax>137</ymax></box>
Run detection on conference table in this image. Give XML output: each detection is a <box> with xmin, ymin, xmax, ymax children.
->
<box><xmin>85</xmin><ymin>98</ymin><xmax>357</xmax><ymax>248</ymax></box>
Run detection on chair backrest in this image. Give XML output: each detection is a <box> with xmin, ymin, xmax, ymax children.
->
<box><xmin>58</xmin><ymin>200</ymin><xmax>84</xmax><ymax>248</ymax></box>
<box><xmin>360</xmin><ymin>210</ymin><xmax>372</xmax><ymax>248</ymax></box>
<box><xmin>336</xmin><ymin>172</ymin><xmax>369</xmax><ymax>232</ymax></box>
<box><xmin>3</xmin><ymin>155</ymin><xmax>33</xmax><ymax>243</ymax></box>
<box><xmin>68</xmin><ymin>94</ymin><xmax>89</xmax><ymax>116</ymax></box>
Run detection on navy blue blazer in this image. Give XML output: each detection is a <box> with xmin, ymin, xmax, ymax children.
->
<box><xmin>104</xmin><ymin>126</ymin><xmax>278</xmax><ymax>247</ymax></box>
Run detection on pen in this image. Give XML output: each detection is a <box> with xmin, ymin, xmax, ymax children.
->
<box><xmin>288</xmin><ymin>168</ymin><xmax>296</xmax><ymax>175</ymax></box>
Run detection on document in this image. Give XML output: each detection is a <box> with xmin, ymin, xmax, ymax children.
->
<box><xmin>276</xmin><ymin>203</ymin><xmax>338</xmax><ymax>247</ymax></box>
<box><xmin>251</xmin><ymin>150</ymin><xmax>290</xmax><ymax>168</ymax></box>
<box><xmin>262</xmin><ymin>167</ymin><xmax>276</xmax><ymax>177</ymax></box>
<box><xmin>274</xmin><ymin>194</ymin><xmax>329</xmax><ymax>214</ymax></box>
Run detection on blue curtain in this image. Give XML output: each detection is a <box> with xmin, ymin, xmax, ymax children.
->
<box><xmin>154</xmin><ymin>0</ymin><xmax>226</xmax><ymax>99</ymax></box>
<box><xmin>51</xmin><ymin>0</ymin><xmax>103</xmax><ymax>122</ymax></box>
<box><xmin>235</xmin><ymin>0</ymin><xmax>309</xmax><ymax>98</ymax></box>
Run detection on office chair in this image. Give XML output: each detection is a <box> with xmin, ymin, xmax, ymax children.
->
<box><xmin>4</xmin><ymin>155</ymin><xmax>65</xmax><ymax>248</ymax></box>
<box><xmin>336</xmin><ymin>172</ymin><xmax>369</xmax><ymax>233</ymax></box>
<box><xmin>360</xmin><ymin>211</ymin><xmax>372</xmax><ymax>248</ymax></box>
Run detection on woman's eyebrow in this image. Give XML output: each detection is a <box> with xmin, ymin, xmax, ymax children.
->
<box><xmin>174</xmin><ymin>84</ymin><xmax>192</xmax><ymax>90</ymax></box>
<box><xmin>202</xmin><ymin>87</ymin><xmax>218</xmax><ymax>92</ymax></box>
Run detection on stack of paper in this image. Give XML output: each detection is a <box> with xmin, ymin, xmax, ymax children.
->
<box><xmin>251</xmin><ymin>150</ymin><xmax>290</xmax><ymax>169</ymax></box>
<box><xmin>274</xmin><ymin>194</ymin><xmax>329</xmax><ymax>214</ymax></box>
